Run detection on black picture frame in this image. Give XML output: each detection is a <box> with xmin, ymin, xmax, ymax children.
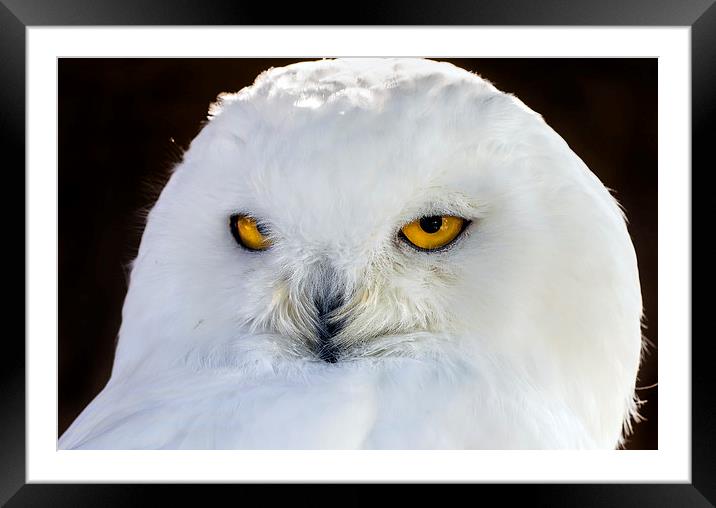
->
<box><xmin>3</xmin><ymin>0</ymin><xmax>708</xmax><ymax>504</ymax></box>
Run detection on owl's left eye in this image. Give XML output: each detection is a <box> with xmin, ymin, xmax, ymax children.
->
<box><xmin>230</xmin><ymin>214</ymin><xmax>272</xmax><ymax>251</ymax></box>
<box><xmin>400</xmin><ymin>215</ymin><xmax>469</xmax><ymax>251</ymax></box>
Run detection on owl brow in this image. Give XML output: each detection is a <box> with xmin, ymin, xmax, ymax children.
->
<box><xmin>398</xmin><ymin>201</ymin><xmax>479</xmax><ymax>225</ymax></box>
<box><xmin>232</xmin><ymin>211</ymin><xmax>271</xmax><ymax>232</ymax></box>
<box><xmin>403</xmin><ymin>188</ymin><xmax>482</xmax><ymax>216</ymax></box>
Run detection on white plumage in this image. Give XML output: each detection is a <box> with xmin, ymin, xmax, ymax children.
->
<box><xmin>60</xmin><ymin>58</ymin><xmax>643</xmax><ymax>449</ymax></box>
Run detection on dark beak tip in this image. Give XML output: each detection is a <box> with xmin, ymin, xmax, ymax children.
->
<box><xmin>314</xmin><ymin>293</ymin><xmax>345</xmax><ymax>363</ymax></box>
<box><xmin>319</xmin><ymin>348</ymin><xmax>339</xmax><ymax>363</ymax></box>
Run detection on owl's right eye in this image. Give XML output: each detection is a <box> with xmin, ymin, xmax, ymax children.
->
<box><xmin>229</xmin><ymin>214</ymin><xmax>272</xmax><ymax>251</ymax></box>
<box><xmin>400</xmin><ymin>215</ymin><xmax>468</xmax><ymax>251</ymax></box>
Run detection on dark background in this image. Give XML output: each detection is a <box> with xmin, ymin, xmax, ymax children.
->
<box><xmin>58</xmin><ymin>58</ymin><xmax>658</xmax><ymax>449</ymax></box>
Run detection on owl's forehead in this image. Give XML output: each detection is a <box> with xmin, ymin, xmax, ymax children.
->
<box><xmin>225</xmin><ymin>104</ymin><xmax>480</xmax><ymax>232</ymax></box>
<box><xmin>186</xmin><ymin>59</ymin><xmax>538</xmax><ymax>238</ymax></box>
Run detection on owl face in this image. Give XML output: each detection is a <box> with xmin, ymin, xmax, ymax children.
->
<box><xmin>113</xmin><ymin>59</ymin><xmax>642</xmax><ymax>446</ymax></box>
<box><xmin>220</xmin><ymin>155</ymin><xmax>479</xmax><ymax>363</ymax></box>
<box><xmin>126</xmin><ymin>60</ymin><xmax>550</xmax><ymax>364</ymax></box>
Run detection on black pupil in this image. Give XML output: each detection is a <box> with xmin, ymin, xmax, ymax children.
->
<box><xmin>419</xmin><ymin>216</ymin><xmax>444</xmax><ymax>234</ymax></box>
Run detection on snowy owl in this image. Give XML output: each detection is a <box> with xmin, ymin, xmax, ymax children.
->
<box><xmin>59</xmin><ymin>58</ymin><xmax>643</xmax><ymax>449</ymax></box>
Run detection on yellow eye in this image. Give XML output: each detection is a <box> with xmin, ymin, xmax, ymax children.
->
<box><xmin>400</xmin><ymin>215</ymin><xmax>468</xmax><ymax>251</ymax></box>
<box><xmin>230</xmin><ymin>214</ymin><xmax>272</xmax><ymax>251</ymax></box>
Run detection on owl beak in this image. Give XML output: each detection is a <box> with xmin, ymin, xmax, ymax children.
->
<box><xmin>313</xmin><ymin>290</ymin><xmax>345</xmax><ymax>363</ymax></box>
<box><xmin>310</xmin><ymin>264</ymin><xmax>347</xmax><ymax>363</ymax></box>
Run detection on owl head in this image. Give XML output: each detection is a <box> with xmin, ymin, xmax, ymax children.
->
<box><xmin>112</xmin><ymin>58</ymin><xmax>642</xmax><ymax>447</ymax></box>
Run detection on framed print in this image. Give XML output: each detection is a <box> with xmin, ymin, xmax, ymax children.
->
<box><xmin>4</xmin><ymin>0</ymin><xmax>708</xmax><ymax>504</ymax></box>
